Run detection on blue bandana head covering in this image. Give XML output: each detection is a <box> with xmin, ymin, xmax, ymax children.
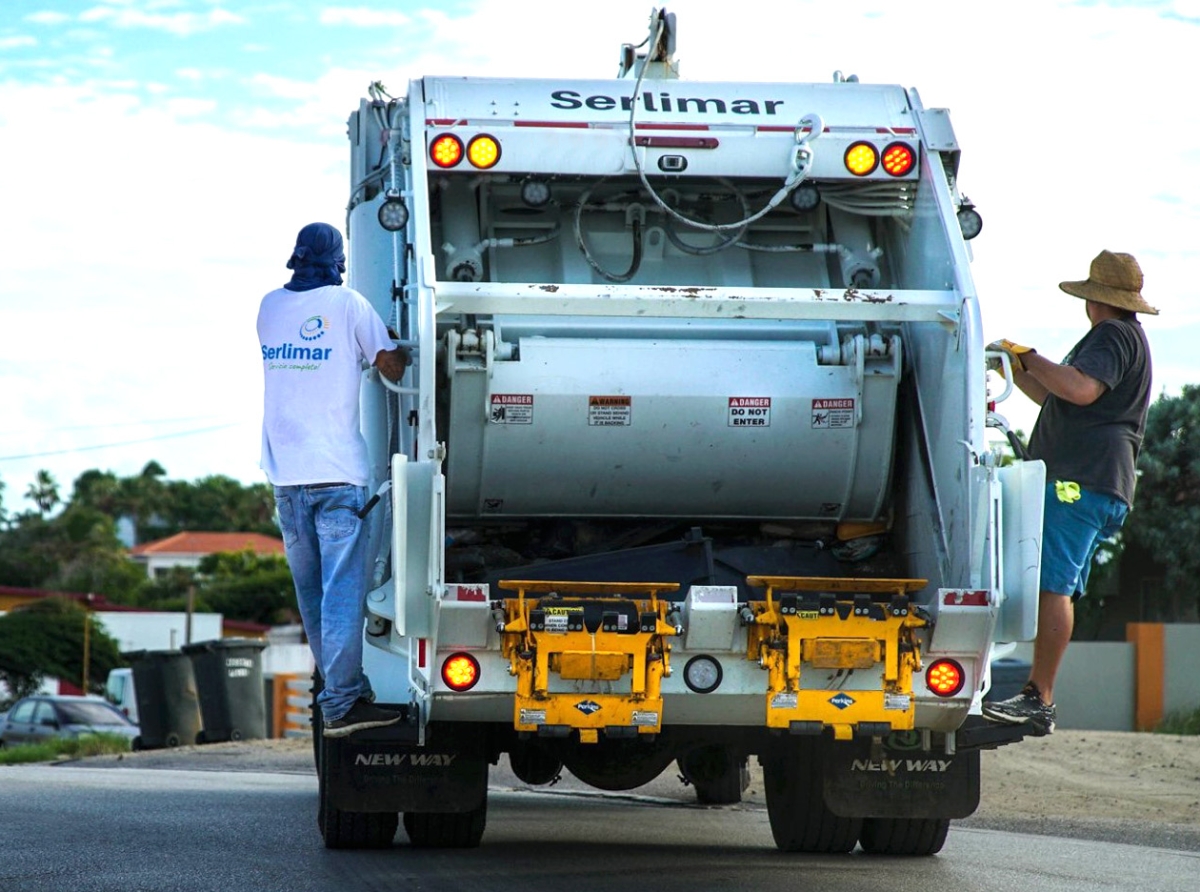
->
<box><xmin>284</xmin><ymin>222</ymin><xmax>346</xmax><ymax>291</ymax></box>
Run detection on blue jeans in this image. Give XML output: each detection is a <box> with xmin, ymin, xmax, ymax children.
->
<box><xmin>1040</xmin><ymin>482</ymin><xmax>1129</xmax><ymax>598</ymax></box>
<box><xmin>274</xmin><ymin>483</ymin><xmax>371</xmax><ymax>723</ymax></box>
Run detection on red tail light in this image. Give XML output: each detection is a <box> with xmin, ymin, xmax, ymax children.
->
<box><xmin>441</xmin><ymin>652</ymin><xmax>480</xmax><ymax>691</ymax></box>
<box><xmin>882</xmin><ymin>142</ymin><xmax>915</xmax><ymax>176</ymax></box>
<box><xmin>430</xmin><ymin>134</ymin><xmax>464</xmax><ymax>168</ymax></box>
<box><xmin>926</xmin><ymin>659</ymin><xmax>965</xmax><ymax>697</ymax></box>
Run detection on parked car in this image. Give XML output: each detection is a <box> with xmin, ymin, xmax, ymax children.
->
<box><xmin>0</xmin><ymin>695</ymin><xmax>139</xmax><ymax>748</ymax></box>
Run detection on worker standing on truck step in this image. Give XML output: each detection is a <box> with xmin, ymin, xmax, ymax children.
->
<box><xmin>983</xmin><ymin>250</ymin><xmax>1156</xmax><ymax>735</ymax></box>
<box><xmin>257</xmin><ymin>221</ymin><xmax>411</xmax><ymax>738</ymax></box>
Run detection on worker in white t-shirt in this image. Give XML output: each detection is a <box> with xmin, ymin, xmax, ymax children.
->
<box><xmin>258</xmin><ymin>222</ymin><xmax>410</xmax><ymax>738</ymax></box>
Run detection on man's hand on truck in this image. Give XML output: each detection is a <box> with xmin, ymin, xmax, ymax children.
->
<box><xmin>987</xmin><ymin>338</ymin><xmax>1036</xmax><ymax>373</ymax></box>
<box><xmin>375</xmin><ymin>346</ymin><xmax>412</xmax><ymax>382</ymax></box>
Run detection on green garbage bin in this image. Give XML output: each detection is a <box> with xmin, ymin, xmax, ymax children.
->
<box><xmin>183</xmin><ymin>638</ymin><xmax>268</xmax><ymax>743</ymax></box>
<box><xmin>127</xmin><ymin>649</ymin><xmax>204</xmax><ymax>750</ymax></box>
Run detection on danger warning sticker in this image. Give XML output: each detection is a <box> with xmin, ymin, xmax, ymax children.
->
<box><xmin>811</xmin><ymin>398</ymin><xmax>855</xmax><ymax>429</ymax></box>
<box><xmin>728</xmin><ymin>396</ymin><xmax>771</xmax><ymax>427</ymax></box>
<box><xmin>490</xmin><ymin>393</ymin><xmax>533</xmax><ymax>424</ymax></box>
<box><xmin>588</xmin><ymin>395</ymin><xmax>632</xmax><ymax>427</ymax></box>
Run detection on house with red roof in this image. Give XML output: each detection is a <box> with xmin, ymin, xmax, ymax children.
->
<box><xmin>129</xmin><ymin>531</ymin><xmax>285</xmax><ymax>579</ymax></box>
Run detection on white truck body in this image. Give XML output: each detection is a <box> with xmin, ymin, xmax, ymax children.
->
<box><xmin>316</xmin><ymin>10</ymin><xmax>1044</xmax><ymax>854</ymax></box>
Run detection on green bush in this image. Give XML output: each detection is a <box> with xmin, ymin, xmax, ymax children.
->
<box><xmin>0</xmin><ymin>732</ymin><xmax>133</xmax><ymax>765</ymax></box>
<box><xmin>1154</xmin><ymin>707</ymin><xmax>1200</xmax><ymax>736</ymax></box>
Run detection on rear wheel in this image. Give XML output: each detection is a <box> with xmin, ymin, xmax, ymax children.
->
<box><xmin>318</xmin><ymin>773</ymin><xmax>399</xmax><ymax>849</ymax></box>
<box><xmin>858</xmin><ymin>817</ymin><xmax>950</xmax><ymax>856</ymax></box>
<box><xmin>762</xmin><ymin>738</ymin><xmax>861</xmax><ymax>853</ymax></box>
<box><xmin>403</xmin><ymin>799</ymin><xmax>487</xmax><ymax>848</ymax></box>
<box><xmin>678</xmin><ymin>746</ymin><xmax>750</xmax><ymax>805</ymax></box>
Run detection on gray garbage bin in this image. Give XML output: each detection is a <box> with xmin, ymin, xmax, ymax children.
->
<box><xmin>183</xmin><ymin>638</ymin><xmax>268</xmax><ymax>743</ymax></box>
<box><xmin>127</xmin><ymin>649</ymin><xmax>204</xmax><ymax>750</ymax></box>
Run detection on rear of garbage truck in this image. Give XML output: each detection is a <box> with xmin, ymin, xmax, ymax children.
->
<box><xmin>314</xmin><ymin>9</ymin><xmax>1044</xmax><ymax>855</ymax></box>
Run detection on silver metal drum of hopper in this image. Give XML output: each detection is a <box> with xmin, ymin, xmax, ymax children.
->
<box><xmin>443</xmin><ymin>320</ymin><xmax>901</xmax><ymax>522</ymax></box>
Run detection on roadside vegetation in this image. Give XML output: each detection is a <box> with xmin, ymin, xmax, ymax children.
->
<box><xmin>1154</xmin><ymin>707</ymin><xmax>1200</xmax><ymax>736</ymax></box>
<box><xmin>0</xmin><ymin>733</ymin><xmax>133</xmax><ymax>766</ymax></box>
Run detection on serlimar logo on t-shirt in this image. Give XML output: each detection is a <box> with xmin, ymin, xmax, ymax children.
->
<box><xmin>260</xmin><ymin>315</ymin><xmax>334</xmax><ymax>368</ymax></box>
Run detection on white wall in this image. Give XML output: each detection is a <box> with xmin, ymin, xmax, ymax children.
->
<box><xmin>93</xmin><ymin>612</ymin><xmax>223</xmax><ymax>653</ymax></box>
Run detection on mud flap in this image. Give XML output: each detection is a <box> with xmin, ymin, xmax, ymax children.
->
<box><xmin>322</xmin><ymin>721</ymin><xmax>488</xmax><ymax>814</ymax></box>
<box><xmin>821</xmin><ymin>735</ymin><xmax>980</xmax><ymax>819</ymax></box>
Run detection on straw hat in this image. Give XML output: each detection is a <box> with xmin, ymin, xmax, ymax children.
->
<box><xmin>1059</xmin><ymin>250</ymin><xmax>1158</xmax><ymax>315</ymax></box>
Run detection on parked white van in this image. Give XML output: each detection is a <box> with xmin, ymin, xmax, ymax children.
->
<box><xmin>104</xmin><ymin>668</ymin><xmax>137</xmax><ymax>725</ymax></box>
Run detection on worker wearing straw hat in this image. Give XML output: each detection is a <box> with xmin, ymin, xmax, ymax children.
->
<box><xmin>984</xmin><ymin>250</ymin><xmax>1156</xmax><ymax>735</ymax></box>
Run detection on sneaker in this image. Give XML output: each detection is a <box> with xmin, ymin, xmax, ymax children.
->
<box><xmin>982</xmin><ymin>682</ymin><xmax>1057</xmax><ymax>735</ymax></box>
<box><xmin>323</xmin><ymin>699</ymin><xmax>403</xmax><ymax>738</ymax></box>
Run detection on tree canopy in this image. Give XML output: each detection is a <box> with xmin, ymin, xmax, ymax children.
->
<box><xmin>0</xmin><ymin>463</ymin><xmax>290</xmax><ymax>626</ymax></box>
<box><xmin>1119</xmin><ymin>385</ymin><xmax>1200</xmax><ymax>622</ymax></box>
<box><xmin>0</xmin><ymin>597</ymin><xmax>125</xmax><ymax>704</ymax></box>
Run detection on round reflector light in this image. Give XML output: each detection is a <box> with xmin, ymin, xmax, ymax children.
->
<box><xmin>789</xmin><ymin>182</ymin><xmax>821</xmax><ymax>212</ymax></box>
<box><xmin>467</xmin><ymin>134</ymin><xmax>501</xmax><ymax>169</ymax></box>
<box><xmin>683</xmin><ymin>655</ymin><xmax>723</xmax><ymax>694</ymax></box>
<box><xmin>844</xmin><ymin>141</ymin><xmax>879</xmax><ymax>176</ymax></box>
<box><xmin>377</xmin><ymin>191</ymin><xmax>409</xmax><ymax>232</ymax></box>
<box><xmin>442</xmin><ymin>652</ymin><xmax>480</xmax><ymax>691</ymax></box>
<box><xmin>958</xmin><ymin>202</ymin><xmax>983</xmax><ymax>240</ymax></box>
<box><xmin>926</xmin><ymin>659</ymin><xmax>965</xmax><ymax>697</ymax></box>
<box><xmin>430</xmin><ymin>134</ymin><xmax>464</xmax><ymax>168</ymax></box>
<box><xmin>520</xmin><ymin>178</ymin><xmax>552</xmax><ymax>208</ymax></box>
<box><xmin>881</xmin><ymin>142</ymin><xmax>915</xmax><ymax>176</ymax></box>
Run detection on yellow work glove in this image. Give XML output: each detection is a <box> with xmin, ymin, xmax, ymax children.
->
<box><xmin>987</xmin><ymin>338</ymin><xmax>1036</xmax><ymax>373</ymax></box>
<box><xmin>1055</xmin><ymin>480</ymin><xmax>1081</xmax><ymax>503</ymax></box>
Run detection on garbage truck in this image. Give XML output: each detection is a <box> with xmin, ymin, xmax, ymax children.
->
<box><xmin>314</xmin><ymin>7</ymin><xmax>1045</xmax><ymax>855</ymax></box>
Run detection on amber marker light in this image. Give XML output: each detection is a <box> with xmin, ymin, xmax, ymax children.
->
<box><xmin>844</xmin><ymin>141</ymin><xmax>879</xmax><ymax>176</ymax></box>
<box><xmin>926</xmin><ymin>659</ymin><xmax>965</xmax><ymax>697</ymax></box>
<box><xmin>467</xmin><ymin>134</ymin><xmax>501</xmax><ymax>169</ymax></box>
<box><xmin>882</xmin><ymin>142</ymin><xmax>915</xmax><ymax>176</ymax></box>
<box><xmin>430</xmin><ymin>134</ymin><xmax>464</xmax><ymax>168</ymax></box>
<box><xmin>442</xmin><ymin>652</ymin><xmax>481</xmax><ymax>691</ymax></box>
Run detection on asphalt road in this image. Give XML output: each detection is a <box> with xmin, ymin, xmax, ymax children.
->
<box><xmin>2</xmin><ymin>764</ymin><xmax>1197</xmax><ymax>892</ymax></box>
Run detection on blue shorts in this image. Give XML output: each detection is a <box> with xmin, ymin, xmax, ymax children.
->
<box><xmin>1040</xmin><ymin>482</ymin><xmax>1128</xmax><ymax>598</ymax></box>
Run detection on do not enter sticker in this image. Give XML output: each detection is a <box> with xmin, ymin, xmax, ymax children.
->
<box><xmin>728</xmin><ymin>397</ymin><xmax>771</xmax><ymax>427</ymax></box>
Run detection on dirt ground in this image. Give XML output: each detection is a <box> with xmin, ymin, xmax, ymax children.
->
<box><xmin>59</xmin><ymin>728</ymin><xmax>1200</xmax><ymax>850</ymax></box>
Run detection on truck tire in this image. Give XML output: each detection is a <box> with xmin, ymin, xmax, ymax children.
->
<box><xmin>762</xmin><ymin>739</ymin><xmax>861</xmax><ymax>854</ymax></box>
<box><xmin>319</xmin><ymin>800</ymin><xmax>399</xmax><ymax>850</ymax></box>
<box><xmin>403</xmin><ymin>801</ymin><xmax>487</xmax><ymax>848</ymax></box>
<box><xmin>858</xmin><ymin>817</ymin><xmax>950</xmax><ymax>856</ymax></box>
<box><xmin>677</xmin><ymin>746</ymin><xmax>750</xmax><ymax>805</ymax></box>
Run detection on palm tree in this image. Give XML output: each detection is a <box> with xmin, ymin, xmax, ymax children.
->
<box><xmin>25</xmin><ymin>469</ymin><xmax>61</xmax><ymax>515</ymax></box>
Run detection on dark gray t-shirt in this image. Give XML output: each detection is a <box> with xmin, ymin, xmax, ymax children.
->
<box><xmin>1027</xmin><ymin>317</ymin><xmax>1152</xmax><ymax>507</ymax></box>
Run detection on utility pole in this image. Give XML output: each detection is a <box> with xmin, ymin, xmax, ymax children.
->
<box><xmin>82</xmin><ymin>611</ymin><xmax>91</xmax><ymax>693</ymax></box>
<box><xmin>186</xmin><ymin>584</ymin><xmax>195</xmax><ymax>646</ymax></box>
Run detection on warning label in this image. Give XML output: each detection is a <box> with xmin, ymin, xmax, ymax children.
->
<box><xmin>728</xmin><ymin>396</ymin><xmax>771</xmax><ymax>427</ymax></box>
<box><xmin>811</xmin><ymin>398</ymin><xmax>855</xmax><ymax>429</ymax></box>
<box><xmin>588</xmin><ymin>395</ymin><xmax>632</xmax><ymax>427</ymax></box>
<box><xmin>490</xmin><ymin>393</ymin><xmax>533</xmax><ymax>424</ymax></box>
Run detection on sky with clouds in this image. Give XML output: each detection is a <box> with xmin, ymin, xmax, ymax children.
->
<box><xmin>1</xmin><ymin>0</ymin><xmax>1198</xmax><ymax>511</ymax></box>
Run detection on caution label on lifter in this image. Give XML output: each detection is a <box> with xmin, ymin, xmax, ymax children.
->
<box><xmin>811</xmin><ymin>398</ymin><xmax>855</xmax><ymax>429</ymax></box>
<box><xmin>728</xmin><ymin>396</ymin><xmax>771</xmax><ymax>427</ymax></box>
<box><xmin>588</xmin><ymin>395</ymin><xmax>632</xmax><ymax>426</ymax></box>
<box><xmin>490</xmin><ymin>393</ymin><xmax>534</xmax><ymax>424</ymax></box>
